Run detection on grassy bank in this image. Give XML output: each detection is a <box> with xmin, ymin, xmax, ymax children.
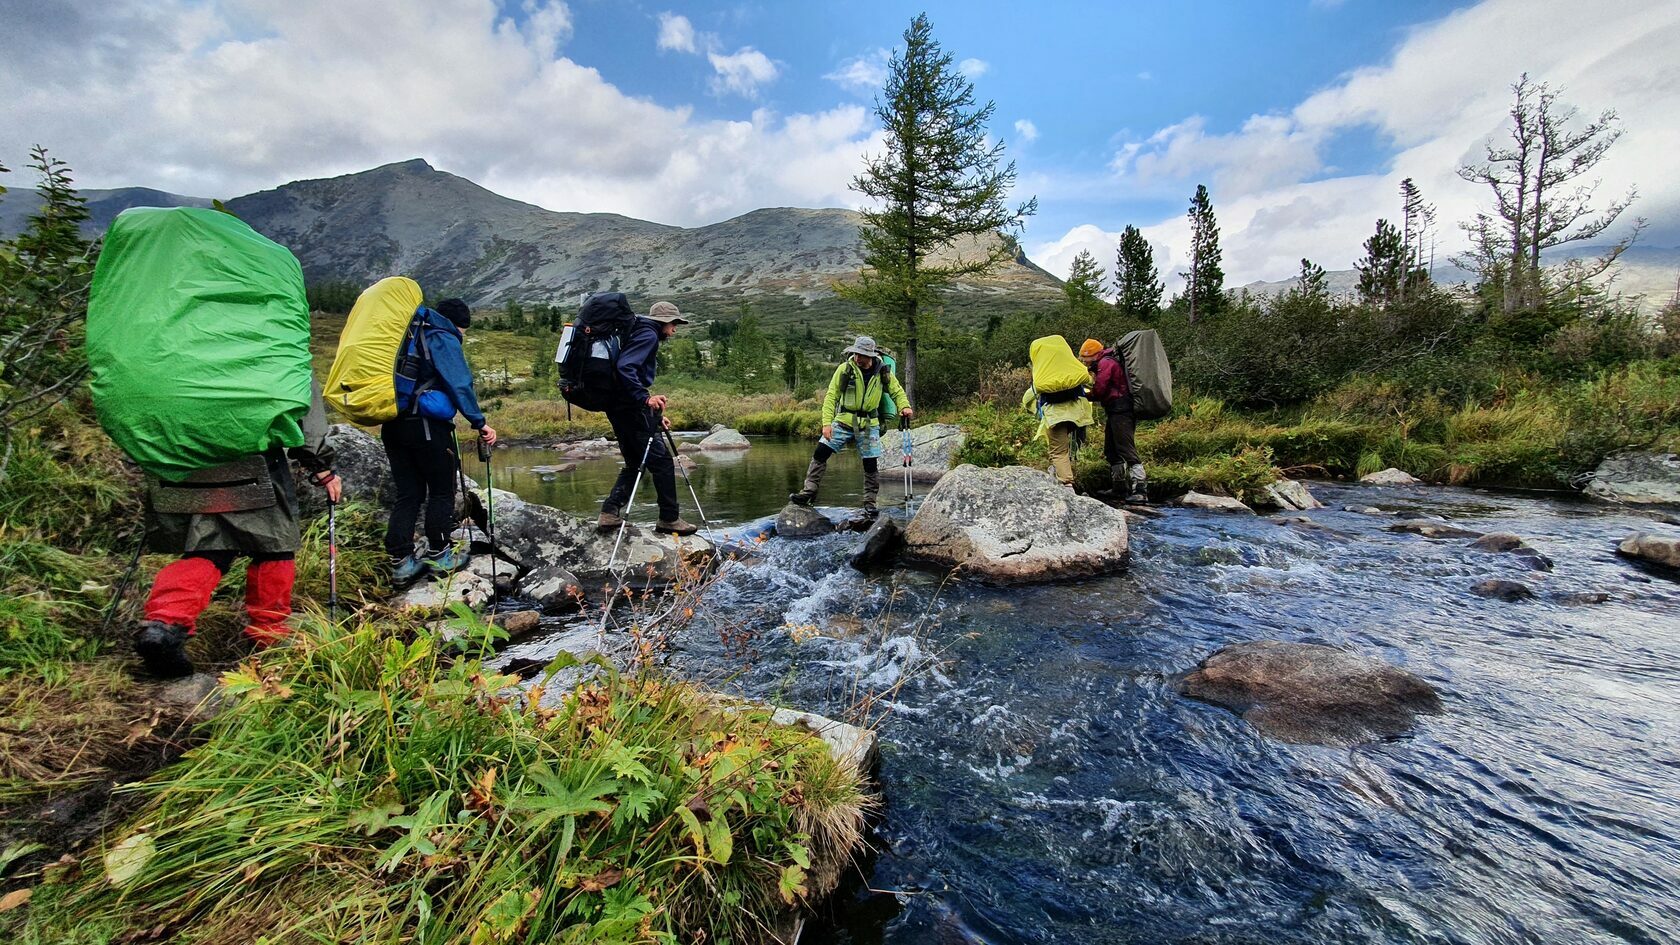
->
<box><xmin>952</xmin><ymin>359</ymin><xmax>1680</xmax><ymax>501</ymax></box>
<box><xmin>12</xmin><ymin>616</ymin><xmax>868</xmax><ymax>945</ymax></box>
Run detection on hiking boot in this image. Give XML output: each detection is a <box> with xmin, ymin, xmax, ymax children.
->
<box><xmin>656</xmin><ymin>517</ymin><xmax>699</xmax><ymax>536</ymax></box>
<box><xmin>597</xmin><ymin>508</ymin><xmax>624</xmax><ymax>532</ymax></box>
<box><xmin>860</xmin><ymin>502</ymin><xmax>879</xmax><ymax>521</ymax></box>
<box><xmin>425</xmin><ymin>547</ymin><xmax>469</xmax><ymax>574</ymax></box>
<box><xmin>134</xmin><ymin>620</ymin><xmax>193</xmax><ymax>678</ymax></box>
<box><xmin>1125</xmin><ymin>465</ymin><xmax>1150</xmax><ymax>505</ymax></box>
<box><xmin>787</xmin><ymin>491</ymin><xmax>813</xmax><ymax>507</ymax></box>
<box><xmin>789</xmin><ymin>458</ymin><xmax>827</xmax><ymax>507</ymax></box>
<box><xmin>390</xmin><ymin>554</ymin><xmax>428</xmax><ymax>586</ymax></box>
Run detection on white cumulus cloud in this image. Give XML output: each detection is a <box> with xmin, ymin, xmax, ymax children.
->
<box><xmin>826</xmin><ymin>48</ymin><xmax>890</xmax><ymax>94</ymax></box>
<box><xmin>959</xmin><ymin>57</ymin><xmax>989</xmax><ymax>79</ymax></box>
<box><xmin>1034</xmin><ymin>0</ymin><xmax>1680</xmax><ymax>286</ymax></box>
<box><xmin>707</xmin><ymin>46</ymin><xmax>779</xmax><ymax>99</ymax></box>
<box><xmin>1014</xmin><ymin>119</ymin><xmax>1039</xmax><ymax>143</ymax></box>
<box><xmin>655</xmin><ymin>11</ymin><xmax>696</xmax><ymax>53</ymax></box>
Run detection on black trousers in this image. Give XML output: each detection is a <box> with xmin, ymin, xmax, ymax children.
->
<box><xmin>1103</xmin><ymin>400</ymin><xmax>1142</xmax><ymax>468</ymax></box>
<box><xmin>604</xmin><ymin>405</ymin><xmax>678</xmax><ymax>521</ymax></box>
<box><xmin>382</xmin><ymin>416</ymin><xmax>459</xmax><ymax>558</ymax></box>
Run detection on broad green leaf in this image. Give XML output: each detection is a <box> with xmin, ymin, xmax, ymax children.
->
<box><xmin>778</xmin><ymin>864</ymin><xmax>807</xmax><ymax>904</ymax></box>
<box><xmin>784</xmin><ymin>841</ymin><xmax>811</xmax><ymax>870</ymax></box>
<box><xmin>104</xmin><ymin>833</ymin><xmax>155</xmax><ymax>886</ymax></box>
<box><xmin>675</xmin><ymin>806</ymin><xmax>706</xmax><ymax>857</ymax></box>
<box><xmin>704</xmin><ymin>815</ymin><xmax>733</xmax><ymax>866</ymax></box>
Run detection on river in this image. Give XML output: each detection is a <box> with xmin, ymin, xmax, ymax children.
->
<box><xmin>489</xmin><ymin>438</ymin><xmax>1680</xmax><ymax>944</ymax></box>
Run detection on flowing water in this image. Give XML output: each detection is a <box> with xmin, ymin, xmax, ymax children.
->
<box><xmin>492</xmin><ymin>439</ymin><xmax>1680</xmax><ymax>944</ymax></box>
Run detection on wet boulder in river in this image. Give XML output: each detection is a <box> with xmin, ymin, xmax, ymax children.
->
<box><xmin>1469</xmin><ymin>532</ymin><xmax>1554</xmax><ymax>571</ymax></box>
<box><xmin>903</xmin><ymin>465</ymin><xmax>1128</xmax><ymax>582</ymax></box>
<box><xmin>1258</xmin><ymin>478</ymin><xmax>1323</xmax><ymax>511</ymax></box>
<box><xmin>1585</xmin><ymin>451</ymin><xmax>1680</xmax><ymax>505</ymax></box>
<box><xmin>1389</xmin><ymin>520</ymin><xmax>1483</xmax><ymax>540</ymax></box>
<box><xmin>1471</xmin><ymin>578</ymin><xmax>1536</xmax><ymax>601</ymax></box>
<box><xmin>849</xmin><ymin>515</ymin><xmax>905</xmax><ymax>571</ymax></box>
<box><xmin>1176</xmin><ymin>491</ymin><xmax>1254</xmax><ymax>514</ymax></box>
<box><xmin>1179</xmin><ymin>640</ymin><xmax>1443</xmax><ymax>746</ymax></box>
<box><xmin>696</xmin><ymin>427</ymin><xmax>751</xmax><ymax>450</ymax></box>
<box><xmin>474</xmin><ymin>487</ymin><xmax>710</xmax><ymax>583</ymax></box>
<box><xmin>1616</xmin><ymin>532</ymin><xmax>1680</xmax><ymax>571</ymax></box>
<box><xmin>775</xmin><ymin>502</ymin><xmax>835</xmax><ymax>538</ymax></box>
<box><xmin>1361</xmin><ymin>467</ymin><xmax>1422</xmax><ymax>485</ymax></box>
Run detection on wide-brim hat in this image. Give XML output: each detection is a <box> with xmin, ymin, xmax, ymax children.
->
<box><xmin>843</xmin><ymin>335</ymin><xmax>881</xmax><ymax>357</ymax></box>
<box><xmin>647</xmin><ymin>300</ymin><xmax>690</xmax><ymax>325</ymax></box>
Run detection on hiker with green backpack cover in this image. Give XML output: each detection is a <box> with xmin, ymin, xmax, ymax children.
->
<box><xmin>87</xmin><ymin>207</ymin><xmax>342</xmax><ymax>678</ymax></box>
<box><xmin>789</xmin><ymin>335</ymin><xmax>914</xmax><ymax>519</ymax></box>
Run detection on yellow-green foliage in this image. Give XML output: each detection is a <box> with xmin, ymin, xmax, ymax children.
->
<box><xmin>17</xmin><ymin>617</ymin><xmax>869</xmax><ymax>945</ymax></box>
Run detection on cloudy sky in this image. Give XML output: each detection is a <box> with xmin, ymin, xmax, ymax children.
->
<box><xmin>4</xmin><ymin>0</ymin><xmax>1676</xmax><ymax>287</ymax></box>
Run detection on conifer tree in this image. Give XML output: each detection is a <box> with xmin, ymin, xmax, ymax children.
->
<box><xmin>1356</xmin><ymin>218</ymin><xmax>1406</xmax><ymax>307</ymax></box>
<box><xmin>1113</xmin><ymin>224</ymin><xmax>1163</xmax><ymax>319</ymax></box>
<box><xmin>1062</xmin><ymin>249</ymin><xmax>1106</xmax><ymax>314</ymax></box>
<box><xmin>1182</xmin><ymin>184</ymin><xmax>1224</xmax><ymax>321</ymax></box>
<box><xmin>838</xmin><ymin>13</ymin><xmax>1035</xmax><ymax>399</ymax></box>
<box><xmin>1297</xmin><ymin>258</ymin><xmax>1328</xmax><ymax>300</ymax></box>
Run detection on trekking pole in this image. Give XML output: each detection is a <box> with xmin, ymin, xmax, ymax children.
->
<box><xmin>327</xmin><ymin>497</ymin><xmax>339</xmax><ymax>624</ymax></box>
<box><xmin>101</xmin><ymin>522</ymin><xmax>148</xmax><ymax>637</ymax></box>
<box><xmin>662</xmin><ymin>425</ymin><xmax>710</xmax><ymax>528</ymax></box>
<box><xmin>606</xmin><ymin>413</ymin><xmax>658</xmax><ymax>574</ymax></box>
<box><xmin>900</xmin><ymin>413</ymin><xmax>913</xmax><ymax>502</ymax></box>
<box><xmin>477</xmin><ymin>434</ymin><xmax>497</xmax><ymax>601</ymax></box>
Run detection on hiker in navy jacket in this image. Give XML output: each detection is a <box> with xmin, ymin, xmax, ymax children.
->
<box><xmin>597</xmin><ymin>301</ymin><xmax>698</xmax><ymax>536</ymax></box>
<box><xmin>382</xmin><ymin>298</ymin><xmax>498</xmax><ymax>583</ymax></box>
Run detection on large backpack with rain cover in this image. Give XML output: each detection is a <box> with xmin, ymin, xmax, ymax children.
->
<box><xmin>837</xmin><ymin>352</ymin><xmax>901</xmax><ymax>426</ymax></box>
<box><xmin>87</xmin><ymin>207</ymin><xmax>313</xmax><ymax>481</ymax></box>
<box><xmin>1028</xmin><ymin>335</ymin><xmax>1089</xmax><ymax>404</ymax></box>
<box><xmin>1114</xmin><ymin>329</ymin><xmax>1173</xmax><ymax>420</ymax></box>
<box><xmin>324</xmin><ymin>277</ymin><xmax>426</xmax><ymax>425</ymax></box>
<box><xmin>556</xmin><ymin>292</ymin><xmax>637</xmax><ymax>411</ymax></box>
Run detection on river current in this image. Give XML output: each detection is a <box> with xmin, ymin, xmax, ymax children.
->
<box><xmin>489</xmin><ymin>439</ymin><xmax>1680</xmax><ymax>944</ymax></box>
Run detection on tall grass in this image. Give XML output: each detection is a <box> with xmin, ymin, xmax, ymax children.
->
<box><xmin>17</xmin><ymin>614</ymin><xmax>870</xmax><ymax>945</ymax></box>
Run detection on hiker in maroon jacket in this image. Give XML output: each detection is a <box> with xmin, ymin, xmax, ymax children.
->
<box><xmin>1080</xmin><ymin>339</ymin><xmax>1147</xmax><ymax>503</ymax></box>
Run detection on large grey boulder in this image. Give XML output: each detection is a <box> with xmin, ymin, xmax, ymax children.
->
<box><xmin>903</xmin><ymin>465</ymin><xmax>1129</xmax><ymax>582</ymax></box>
<box><xmin>1260</xmin><ymin>479</ymin><xmax>1323</xmax><ymax>511</ymax></box>
<box><xmin>849</xmin><ymin>515</ymin><xmax>905</xmax><ymax>571</ymax></box>
<box><xmin>891</xmin><ymin>423</ymin><xmax>966</xmax><ymax>482</ymax></box>
<box><xmin>1177</xmin><ymin>491</ymin><xmax>1255</xmax><ymax>514</ymax></box>
<box><xmin>1179</xmin><ymin>641</ymin><xmax>1443</xmax><ymax>746</ymax></box>
<box><xmin>775</xmin><ymin>503</ymin><xmax>834</xmax><ymax>538</ymax></box>
<box><xmin>299</xmin><ymin>424</ymin><xmax>390</xmax><ymax>516</ymax></box>
<box><xmin>697</xmin><ymin>427</ymin><xmax>751</xmax><ymax>450</ymax></box>
<box><xmin>1617</xmin><ymin>532</ymin><xmax>1680</xmax><ymax>571</ymax></box>
<box><xmin>1586</xmin><ymin>451</ymin><xmax>1680</xmax><ymax>505</ymax></box>
<box><xmin>475</xmin><ymin>487</ymin><xmax>711</xmax><ymax>583</ymax></box>
<box><xmin>396</xmin><ymin>569</ymin><xmax>494</xmax><ymax>613</ymax></box>
<box><xmin>1361</xmin><ymin>468</ymin><xmax>1421</xmax><ymax>486</ymax></box>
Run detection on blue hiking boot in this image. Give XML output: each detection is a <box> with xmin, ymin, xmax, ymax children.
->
<box><xmin>391</xmin><ymin>554</ymin><xmax>428</xmax><ymax>586</ymax></box>
<box><xmin>425</xmin><ymin>547</ymin><xmax>470</xmax><ymax>574</ymax></box>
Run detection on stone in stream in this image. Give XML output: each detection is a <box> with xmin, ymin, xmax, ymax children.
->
<box><xmin>1584</xmin><ymin>451</ymin><xmax>1680</xmax><ymax>505</ymax></box>
<box><xmin>696</xmin><ymin>427</ymin><xmax>751</xmax><ymax>450</ymax></box>
<box><xmin>1616</xmin><ymin>532</ymin><xmax>1680</xmax><ymax>571</ymax></box>
<box><xmin>849</xmin><ymin>515</ymin><xmax>906</xmax><ymax>571</ymax></box>
<box><xmin>1258</xmin><ymin>479</ymin><xmax>1324</xmax><ymax>511</ymax></box>
<box><xmin>472</xmin><ymin>487</ymin><xmax>711</xmax><ymax>583</ymax></box>
<box><xmin>1388</xmin><ymin>520</ymin><xmax>1484</xmax><ymax>540</ymax></box>
<box><xmin>464</xmin><ymin>554</ymin><xmax>520</xmax><ymax>592</ymax></box>
<box><xmin>775</xmin><ymin>502</ymin><xmax>835</xmax><ymax>538</ymax></box>
<box><xmin>1469</xmin><ymin>532</ymin><xmax>1554</xmax><ymax>572</ymax></box>
<box><xmin>529</xmin><ymin>462</ymin><xmax>577</xmax><ymax>475</ymax></box>
<box><xmin>396</xmin><ymin>570</ymin><xmax>495</xmax><ymax>613</ymax></box>
<box><xmin>518</xmin><ymin>564</ymin><xmax>584</xmax><ymax>611</ymax></box>
<box><xmin>1471</xmin><ymin>578</ymin><xmax>1536</xmax><ymax>601</ymax></box>
<box><xmin>1361</xmin><ymin>468</ymin><xmax>1422</xmax><ymax>486</ymax></box>
<box><xmin>1176</xmin><ymin>491</ymin><xmax>1255</xmax><ymax>514</ymax></box>
<box><xmin>903</xmin><ymin>465</ymin><xmax>1128</xmax><ymax>582</ymax></box>
<box><xmin>890</xmin><ymin>422</ymin><xmax>967</xmax><ymax>483</ymax></box>
<box><xmin>1178</xmin><ymin>640</ymin><xmax>1443</xmax><ymax>746</ymax></box>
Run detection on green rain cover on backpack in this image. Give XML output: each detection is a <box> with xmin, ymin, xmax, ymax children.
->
<box><xmin>88</xmin><ymin>207</ymin><xmax>313</xmax><ymax>481</ymax></box>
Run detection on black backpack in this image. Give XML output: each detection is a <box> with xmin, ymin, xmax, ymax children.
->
<box><xmin>557</xmin><ymin>292</ymin><xmax>637</xmax><ymax>412</ymax></box>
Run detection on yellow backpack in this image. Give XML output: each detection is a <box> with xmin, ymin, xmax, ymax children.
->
<box><xmin>1028</xmin><ymin>335</ymin><xmax>1090</xmax><ymax>402</ymax></box>
<box><xmin>324</xmin><ymin>277</ymin><xmax>424</xmax><ymax>424</ymax></box>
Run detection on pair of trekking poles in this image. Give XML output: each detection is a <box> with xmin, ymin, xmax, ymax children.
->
<box><xmin>605</xmin><ymin>407</ymin><xmax>711</xmax><ymax>572</ymax></box>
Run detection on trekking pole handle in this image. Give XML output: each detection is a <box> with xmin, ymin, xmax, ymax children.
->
<box><xmin>476</xmin><ymin>434</ymin><xmax>492</xmax><ymax>463</ymax></box>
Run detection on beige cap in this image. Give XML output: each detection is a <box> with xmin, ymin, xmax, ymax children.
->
<box><xmin>647</xmin><ymin>301</ymin><xmax>690</xmax><ymax>325</ymax></box>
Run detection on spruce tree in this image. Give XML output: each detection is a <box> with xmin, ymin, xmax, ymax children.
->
<box><xmin>1062</xmin><ymin>249</ymin><xmax>1106</xmax><ymax>314</ymax></box>
<box><xmin>1297</xmin><ymin>258</ymin><xmax>1328</xmax><ymax>299</ymax></box>
<box><xmin>1356</xmin><ymin>218</ymin><xmax>1406</xmax><ymax>307</ymax></box>
<box><xmin>1114</xmin><ymin>225</ymin><xmax>1164</xmax><ymax>320</ymax></box>
<box><xmin>1182</xmin><ymin>184</ymin><xmax>1224</xmax><ymax>321</ymax></box>
<box><xmin>837</xmin><ymin>13</ymin><xmax>1036</xmax><ymax>399</ymax></box>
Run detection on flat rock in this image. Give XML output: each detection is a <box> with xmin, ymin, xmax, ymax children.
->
<box><xmin>518</xmin><ymin>563</ymin><xmax>584</xmax><ymax>610</ymax></box>
<box><xmin>1471</xmin><ymin>578</ymin><xmax>1535</xmax><ymax>601</ymax></box>
<box><xmin>1585</xmin><ymin>451</ymin><xmax>1680</xmax><ymax>505</ymax></box>
<box><xmin>465</xmin><ymin>554</ymin><xmax>519</xmax><ymax>591</ymax></box>
<box><xmin>1555</xmin><ymin>591</ymin><xmax>1611</xmax><ymax>605</ymax></box>
<box><xmin>674</xmin><ymin>454</ymin><xmax>697</xmax><ymax>472</ymax></box>
<box><xmin>903</xmin><ymin>465</ymin><xmax>1129</xmax><ymax>582</ymax></box>
<box><xmin>776</xmin><ymin>503</ymin><xmax>835</xmax><ymax>538</ymax></box>
<box><xmin>1260</xmin><ymin>479</ymin><xmax>1324</xmax><ymax>511</ymax></box>
<box><xmin>1388</xmin><ymin>520</ymin><xmax>1483</xmax><ymax>539</ymax></box>
<box><xmin>494</xmin><ymin>609</ymin><xmax>542</xmax><ymax>638</ymax></box>
<box><xmin>697</xmin><ymin>427</ymin><xmax>751</xmax><ymax>450</ymax></box>
<box><xmin>477</xmin><ymin>487</ymin><xmax>710</xmax><ymax>583</ymax></box>
<box><xmin>892</xmin><ymin>423</ymin><xmax>967</xmax><ymax>483</ymax></box>
<box><xmin>1178</xmin><ymin>641</ymin><xmax>1443</xmax><ymax>746</ymax></box>
<box><xmin>677</xmin><ymin>442</ymin><xmax>703</xmax><ymax>454</ymax></box>
<box><xmin>849</xmin><ymin>515</ymin><xmax>905</xmax><ymax>571</ymax></box>
<box><xmin>529</xmin><ymin>463</ymin><xmax>576</xmax><ymax>475</ymax></box>
<box><xmin>770</xmin><ymin>707</ymin><xmax>880</xmax><ymax>777</ymax></box>
<box><xmin>1617</xmin><ymin>532</ymin><xmax>1680</xmax><ymax>570</ymax></box>
<box><xmin>1361</xmin><ymin>467</ymin><xmax>1421</xmax><ymax>486</ymax></box>
<box><xmin>397</xmin><ymin>569</ymin><xmax>494</xmax><ymax>613</ymax></box>
<box><xmin>1469</xmin><ymin>532</ymin><xmax>1554</xmax><ymax>571</ymax></box>
<box><xmin>1177</xmin><ymin>491</ymin><xmax>1255</xmax><ymax>514</ymax></box>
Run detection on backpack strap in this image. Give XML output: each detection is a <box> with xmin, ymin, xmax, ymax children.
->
<box><xmin>398</xmin><ymin>311</ymin><xmax>439</xmax><ymax>417</ymax></box>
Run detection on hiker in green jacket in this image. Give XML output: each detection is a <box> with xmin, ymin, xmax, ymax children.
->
<box><xmin>789</xmin><ymin>336</ymin><xmax>913</xmax><ymax>519</ymax></box>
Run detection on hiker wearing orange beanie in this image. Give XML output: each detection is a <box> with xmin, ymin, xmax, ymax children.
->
<box><xmin>1082</xmin><ymin>338</ymin><xmax>1147</xmax><ymax>502</ymax></box>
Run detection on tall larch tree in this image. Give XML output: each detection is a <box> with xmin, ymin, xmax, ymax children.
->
<box><xmin>837</xmin><ymin>13</ymin><xmax>1036</xmax><ymax>399</ymax></box>
<box><xmin>1182</xmin><ymin>184</ymin><xmax>1224</xmax><ymax>321</ymax></box>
